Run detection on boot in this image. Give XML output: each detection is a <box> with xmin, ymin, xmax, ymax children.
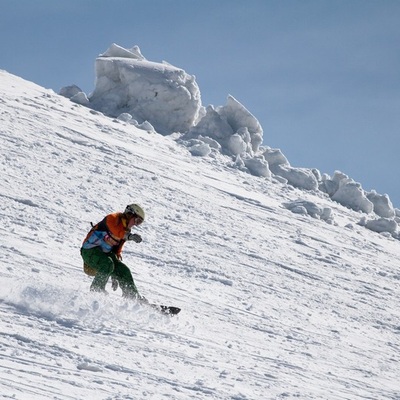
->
<box><xmin>90</xmin><ymin>273</ymin><xmax>110</xmax><ymax>294</ymax></box>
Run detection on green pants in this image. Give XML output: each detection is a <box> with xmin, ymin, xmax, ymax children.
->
<box><xmin>80</xmin><ymin>247</ymin><xmax>139</xmax><ymax>298</ymax></box>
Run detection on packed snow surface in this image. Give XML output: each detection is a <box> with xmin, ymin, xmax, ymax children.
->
<box><xmin>1</xmin><ymin>66</ymin><xmax>400</xmax><ymax>400</ymax></box>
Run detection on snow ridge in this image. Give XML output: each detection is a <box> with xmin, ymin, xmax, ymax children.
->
<box><xmin>63</xmin><ymin>44</ymin><xmax>399</xmax><ymax>237</ymax></box>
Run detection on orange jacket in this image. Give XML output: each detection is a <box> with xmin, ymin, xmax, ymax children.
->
<box><xmin>82</xmin><ymin>212</ymin><xmax>129</xmax><ymax>257</ymax></box>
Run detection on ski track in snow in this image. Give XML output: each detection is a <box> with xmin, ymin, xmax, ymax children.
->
<box><xmin>1</xmin><ymin>72</ymin><xmax>400</xmax><ymax>399</ymax></box>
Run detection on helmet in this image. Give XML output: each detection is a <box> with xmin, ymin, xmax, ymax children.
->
<box><xmin>124</xmin><ymin>203</ymin><xmax>145</xmax><ymax>220</ymax></box>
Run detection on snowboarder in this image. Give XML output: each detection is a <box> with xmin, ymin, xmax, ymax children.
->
<box><xmin>80</xmin><ymin>203</ymin><xmax>145</xmax><ymax>299</ymax></box>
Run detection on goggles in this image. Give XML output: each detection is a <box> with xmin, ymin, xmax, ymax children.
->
<box><xmin>133</xmin><ymin>215</ymin><xmax>144</xmax><ymax>225</ymax></box>
<box><xmin>126</xmin><ymin>212</ymin><xmax>144</xmax><ymax>225</ymax></box>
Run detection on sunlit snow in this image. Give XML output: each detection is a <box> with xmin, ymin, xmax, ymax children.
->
<box><xmin>63</xmin><ymin>44</ymin><xmax>399</xmax><ymax>228</ymax></box>
<box><xmin>1</xmin><ymin>44</ymin><xmax>400</xmax><ymax>399</ymax></box>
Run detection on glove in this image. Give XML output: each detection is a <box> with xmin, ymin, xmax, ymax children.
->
<box><xmin>127</xmin><ymin>233</ymin><xmax>142</xmax><ymax>243</ymax></box>
<box><xmin>111</xmin><ymin>276</ymin><xmax>119</xmax><ymax>291</ymax></box>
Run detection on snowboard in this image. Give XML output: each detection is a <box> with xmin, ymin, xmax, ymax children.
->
<box><xmin>150</xmin><ymin>304</ymin><xmax>181</xmax><ymax>316</ymax></box>
<box><xmin>88</xmin><ymin>288</ymin><xmax>181</xmax><ymax>315</ymax></box>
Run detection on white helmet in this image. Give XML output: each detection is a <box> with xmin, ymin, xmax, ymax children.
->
<box><xmin>124</xmin><ymin>204</ymin><xmax>145</xmax><ymax>220</ymax></box>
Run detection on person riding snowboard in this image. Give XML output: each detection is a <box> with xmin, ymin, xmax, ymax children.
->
<box><xmin>80</xmin><ymin>204</ymin><xmax>145</xmax><ymax>299</ymax></box>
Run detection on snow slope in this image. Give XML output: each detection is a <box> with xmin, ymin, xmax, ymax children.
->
<box><xmin>1</xmin><ymin>70</ymin><xmax>400</xmax><ymax>399</ymax></box>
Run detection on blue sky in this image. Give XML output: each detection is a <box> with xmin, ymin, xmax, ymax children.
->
<box><xmin>1</xmin><ymin>0</ymin><xmax>400</xmax><ymax>207</ymax></box>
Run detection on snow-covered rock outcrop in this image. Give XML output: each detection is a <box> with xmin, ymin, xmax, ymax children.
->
<box><xmin>88</xmin><ymin>44</ymin><xmax>202</xmax><ymax>134</ymax></box>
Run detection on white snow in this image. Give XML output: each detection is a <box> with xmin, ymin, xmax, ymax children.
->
<box><xmin>1</xmin><ymin>48</ymin><xmax>400</xmax><ymax>399</ymax></box>
<box><xmin>60</xmin><ymin>44</ymin><xmax>399</xmax><ymax>221</ymax></box>
<box><xmin>88</xmin><ymin>44</ymin><xmax>202</xmax><ymax>135</ymax></box>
